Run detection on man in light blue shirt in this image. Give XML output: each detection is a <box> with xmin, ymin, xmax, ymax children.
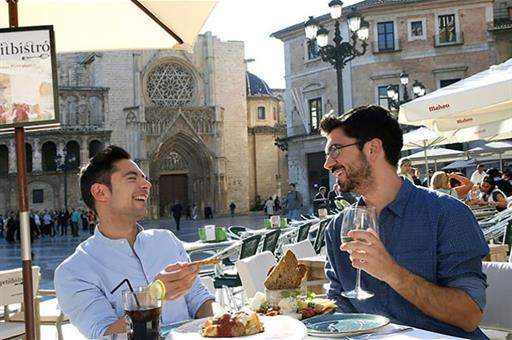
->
<box><xmin>55</xmin><ymin>146</ymin><xmax>214</xmax><ymax>339</ymax></box>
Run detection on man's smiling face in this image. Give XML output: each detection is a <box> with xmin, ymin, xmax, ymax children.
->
<box><xmin>323</xmin><ymin>127</ymin><xmax>373</xmax><ymax>193</ymax></box>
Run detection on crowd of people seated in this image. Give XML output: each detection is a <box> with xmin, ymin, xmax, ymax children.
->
<box><xmin>396</xmin><ymin>158</ymin><xmax>512</xmax><ymax>211</ymax></box>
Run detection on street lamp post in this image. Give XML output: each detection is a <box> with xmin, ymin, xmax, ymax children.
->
<box><xmin>305</xmin><ymin>1</ymin><xmax>369</xmax><ymax>116</ymax></box>
<box><xmin>55</xmin><ymin>149</ymin><xmax>76</xmax><ymax>212</ymax></box>
<box><xmin>387</xmin><ymin>72</ymin><xmax>426</xmax><ymax>114</ymax></box>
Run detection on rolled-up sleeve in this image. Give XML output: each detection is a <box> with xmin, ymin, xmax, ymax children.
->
<box><xmin>174</xmin><ymin>236</ymin><xmax>215</xmax><ymax>317</ymax></box>
<box><xmin>437</xmin><ymin>201</ymin><xmax>489</xmax><ymax>310</ymax></box>
<box><xmin>55</xmin><ymin>262</ymin><xmax>118</xmax><ymax>339</ymax></box>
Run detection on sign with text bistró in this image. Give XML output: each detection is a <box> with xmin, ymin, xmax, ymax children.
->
<box><xmin>0</xmin><ymin>26</ymin><xmax>59</xmax><ymax>129</ymax></box>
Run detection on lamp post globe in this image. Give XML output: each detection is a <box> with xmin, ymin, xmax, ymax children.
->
<box><xmin>304</xmin><ymin>4</ymin><xmax>368</xmax><ymax>117</ymax></box>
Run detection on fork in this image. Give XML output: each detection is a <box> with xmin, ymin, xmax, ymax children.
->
<box><xmin>345</xmin><ymin>326</ymin><xmax>413</xmax><ymax>339</ymax></box>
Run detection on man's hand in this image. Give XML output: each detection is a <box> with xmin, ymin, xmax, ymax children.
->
<box><xmin>339</xmin><ymin>228</ymin><xmax>482</xmax><ymax>332</ymax></box>
<box><xmin>340</xmin><ymin>228</ymin><xmax>398</xmax><ymax>282</ymax></box>
<box><xmin>155</xmin><ymin>263</ymin><xmax>199</xmax><ymax>300</ymax></box>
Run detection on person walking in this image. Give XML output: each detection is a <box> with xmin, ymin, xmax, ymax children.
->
<box><xmin>70</xmin><ymin>208</ymin><xmax>81</xmax><ymax>237</ymax></box>
<box><xmin>285</xmin><ymin>183</ymin><xmax>302</xmax><ymax>221</ymax></box>
<box><xmin>264</xmin><ymin>197</ymin><xmax>274</xmax><ymax>218</ymax></box>
<box><xmin>171</xmin><ymin>201</ymin><xmax>183</xmax><ymax>231</ymax></box>
<box><xmin>229</xmin><ymin>202</ymin><xmax>236</xmax><ymax>217</ymax></box>
<box><xmin>191</xmin><ymin>203</ymin><xmax>198</xmax><ymax>220</ymax></box>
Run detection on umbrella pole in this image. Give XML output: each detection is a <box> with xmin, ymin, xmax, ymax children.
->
<box><xmin>10</xmin><ymin>3</ymin><xmax>36</xmax><ymax>340</ymax></box>
<box><xmin>15</xmin><ymin>129</ymin><xmax>36</xmax><ymax>340</ymax></box>
<box><xmin>423</xmin><ymin>142</ymin><xmax>429</xmax><ymax>186</ymax></box>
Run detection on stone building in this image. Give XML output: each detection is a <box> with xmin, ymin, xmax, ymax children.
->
<box><xmin>272</xmin><ymin>0</ymin><xmax>502</xmax><ymax>210</ymax></box>
<box><xmin>0</xmin><ymin>33</ymin><xmax>287</xmax><ymax>218</ymax></box>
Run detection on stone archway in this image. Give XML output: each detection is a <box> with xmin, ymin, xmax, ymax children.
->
<box><xmin>148</xmin><ymin>126</ymin><xmax>218</xmax><ymax>218</ymax></box>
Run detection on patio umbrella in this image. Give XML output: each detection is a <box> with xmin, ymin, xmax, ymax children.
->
<box><xmin>1</xmin><ymin>1</ymin><xmax>218</xmax><ymax>339</ymax></box>
<box><xmin>398</xmin><ymin>58</ymin><xmax>512</xmax><ymax>142</ymax></box>
<box><xmin>0</xmin><ymin>0</ymin><xmax>219</xmax><ymax>52</ymax></box>
<box><xmin>467</xmin><ymin>141</ymin><xmax>512</xmax><ymax>171</ymax></box>
<box><xmin>408</xmin><ymin>147</ymin><xmax>464</xmax><ymax>172</ymax></box>
<box><xmin>402</xmin><ymin>127</ymin><xmax>452</xmax><ymax>185</ymax></box>
<box><xmin>442</xmin><ymin>159</ymin><xmax>476</xmax><ymax>170</ymax></box>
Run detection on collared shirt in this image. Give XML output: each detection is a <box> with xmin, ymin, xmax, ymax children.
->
<box><xmin>55</xmin><ymin>226</ymin><xmax>214</xmax><ymax>339</ymax></box>
<box><xmin>325</xmin><ymin>180</ymin><xmax>489</xmax><ymax>339</ymax></box>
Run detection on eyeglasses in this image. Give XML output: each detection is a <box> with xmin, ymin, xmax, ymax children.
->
<box><xmin>325</xmin><ymin>142</ymin><xmax>362</xmax><ymax>161</ymax></box>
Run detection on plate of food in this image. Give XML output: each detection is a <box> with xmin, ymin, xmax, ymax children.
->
<box><xmin>302</xmin><ymin>313</ymin><xmax>390</xmax><ymax>337</ymax></box>
<box><xmin>167</xmin><ymin>311</ymin><xmax>307</xmax><ymax>339</ymax></box>
<box><xmin>250</xmin><ymin>250</ymin><xmax>336</xmax><ymax>320</ymax></box>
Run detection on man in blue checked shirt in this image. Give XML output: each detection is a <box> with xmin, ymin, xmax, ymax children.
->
<box><xmin>320</xmin><ymin>106</ymin><xmax>489</xmax><ymax>339</ymax></box>
<box><xmin>54</xmin><ymin>146</ymin><xmax>214</xmax><ymax>339</ymax></box>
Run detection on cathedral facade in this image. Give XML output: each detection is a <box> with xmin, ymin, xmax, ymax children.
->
<box><xmin>0</xmin><ymin>33</ymin><xmax>288</xmax><ymax>218</ymax></box>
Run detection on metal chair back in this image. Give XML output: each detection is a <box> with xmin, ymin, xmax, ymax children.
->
<box><xmin>313</xmin><ymin>219</ymin><xmax>330</xmax><ymax>254</ymax></box>
<box><xmin>261</xmin><ymin>229</ymin><xmax>281</xmax><ymax>254</ymax></box>
<box><xmin>239</xmin><ymin>234</ymin><xmax>262</xmax><ymax>260</ymax></box>
<box><xmin>296</xmin><ymin>222</ymin><xmax>312</xmax><ymax>243</ymax></box>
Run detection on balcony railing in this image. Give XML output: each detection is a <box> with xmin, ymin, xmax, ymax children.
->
<box><xmin>371</xmin><ymin>38</ymin><xmax>401</xmax><ymax>54</ymax></box>
<box><xmin>433</xmin><ymin>31</ymin><xmax>464</xmax><ymax>47</ymax></box>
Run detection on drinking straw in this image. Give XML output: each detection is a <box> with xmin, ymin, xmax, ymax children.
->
<box><xmin>110</xmin><ymin>278</ymin><xmax>140</xmax><ymax>308</ymax></box>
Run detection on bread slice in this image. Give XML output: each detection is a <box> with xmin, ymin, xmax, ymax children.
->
<box><xmin>264</xmin><ymin>250</ymin><xmax>307</xmax><ymax>290</ymax></box>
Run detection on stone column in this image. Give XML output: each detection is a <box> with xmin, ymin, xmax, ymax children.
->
<box><xmin>8</xmin><ymin>139</ymin><xmax>16</xmax><ymax>174</ymax></box>
<box><xmin>80</xmin><ymin>137</ymin><xmax>88</xmax><ymax>167</ymax></box>
<box><xmin>32</xmin><ymin>138</ymin><xmax>42</xmax><ymax>172</ymax></box>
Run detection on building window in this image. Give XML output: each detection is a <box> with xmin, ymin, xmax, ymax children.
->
<box><xmin>378</xmin><ymin>85</ymin><xmax>398</xmax><ymax>110</ymax></box>
<box><xmin>307</xmin><ymin>40</ymin><xmax>320</xmax><ymax>60</ymax></box>
<box><xmin>440</xmin><ymin>79</ymin><xmax>461</xmax><ymax>88</ymax></box>
<box><xmin>66</xmin><ymin>141</ymin><xmax>81</xmax><ymax>170</ymax></box>
<box><xmin>257</xmin><ymin>106</ymin><xmax>266</xmax><ymax>120</ymax></box>
<box><xmin>0</xmin><ymin>144</ymin><xmax>8</xmax><ymax>175</ymax></box>
<box><xmin>33</xmin><ymin>189</ymin><xmax>44</xmax><ymax>204</ymax></box>
<box><xmin>146</xmin><ymin>62</ymin><xmax>195</xmax><ymax>107</ymax></box>
<box><xmin>438</xmin><ymin>14</ymin><xmax>456</xmax><ymax>44</ymax></box>
<box><xmin>25</xmin><ymin>143</ymin><xmax>32</xmax><ymax>173</ymax></box>
<box><xmin>42</xmin><ymin>141</ymin><xmax>57</xmax><ymax>171</ymax></box>
<box><xmin>377</xmin><ymin>22</ymin><xmax>395</xmax><ymax>51</ymax></box>
<box><xmin>309</xmin><ymin>98</ymin><xmax>323</xmax><ymax>131</ymax></box>
<box><xmin>410</xmin><ymin>21</ymin><xmax>423</xmax><ymax>37</ymax></box>
<box><xmin>89</xmin><ymin>140</ymin><xmax>104</xmax><ymax>158</ymax></box>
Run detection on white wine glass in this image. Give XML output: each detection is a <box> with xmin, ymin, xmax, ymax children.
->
<box><xmin>340</xmin><ymin>206</ymin><xmax>379</xmax><ymax>300</ymax></box>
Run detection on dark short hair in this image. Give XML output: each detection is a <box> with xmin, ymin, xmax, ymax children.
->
<box><xmin>289</xmin><ymin>183</ymin><xmax>296</xmax><ymax>188</ymax></box>
<box><xmin>481</xmin><ymin>175</ymin><xmax>496</xmax><ymax>190</ymax></box>
<box><xmin>486</xmin><ymin>168</ymin><xmax>502</xmax><ymax>179</ymax></box>
<box><xmin>477</xmin><ymin>164</ymin><xmax>485</xmax><ymax>168</ymax></box>
<box><xmin>79</xmin><ymin>145</ymin><xmax>131</xmax><ymax>213</ymax></box>
<box><xmin>319</xmin><ymin>105</ymin><xmax>403</xmax><ymax>167</ymax></box>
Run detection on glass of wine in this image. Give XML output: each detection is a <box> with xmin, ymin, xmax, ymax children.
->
<box><xmin>340</xmin><ymin>206</ymin><xmax>379</xmax><ymax>300</ymax></box>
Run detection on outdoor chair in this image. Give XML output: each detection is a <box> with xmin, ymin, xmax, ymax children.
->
<box><xmin>235</xmin><ymin>251</ymin><xmax>277</xmax><ymax>299</ymax></box>
<box><xmin>282</xmin><ymin>240</ymin><xmax>316</xmax><ymax>259</ymax></box>
<box><xmin>313</xmin><ymin>219</ymin><xmax>330</xmax><ymax>255</ymax></box>
<box><xmin>227</xmin><ymin>226</ymin><xmax>248</xmax><ymax>240</ymax></box>
<box><xmin>481</xmin><ymin>261</ymin><xmax>512</xmax><ymax>339</ymax></box>
<box><xmin>261</xmin><ymin>229</ymin><xmax>281</xmax><ymax>254</ymax></box>
<box><xmin>213</xmin><ymin>235</ymin><xmax>262</xmax><ymax>310</ymax></box>
<box><xmin>296</xmin><ymin>222</ymin><xmax>312</xmax><ymax>243</ymax></box>
<box><xmin>0</xmin><ymin>266</ymin><xmax>40</xmax><ymax>340</ymax></box>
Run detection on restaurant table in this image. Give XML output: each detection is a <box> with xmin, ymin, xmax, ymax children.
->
<box><xmin>102</xmin><ymin>321</ymin><xmax>464</xmax><ymax>339</ymax></box>
<box><xmin>183</xmin><ymin>239</ymin><xmax>241</xmax><ymax>255</ymax></box>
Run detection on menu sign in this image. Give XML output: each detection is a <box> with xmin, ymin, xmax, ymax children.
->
<box><xmin>0</xmin><ymin>26</ymin><xmax>59</xmax><ymax>129</ymax></box>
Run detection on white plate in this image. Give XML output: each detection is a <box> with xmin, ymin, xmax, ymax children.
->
<box><xmin>166</xmin><ymin>315</ymin><xmax>307</xmax><ymax>340</ymax></box>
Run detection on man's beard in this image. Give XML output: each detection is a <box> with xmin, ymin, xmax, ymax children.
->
<box><xmin>336</xmin><ymin>153</ymin><xmax>373</xmax><ymax>193</ymax></box>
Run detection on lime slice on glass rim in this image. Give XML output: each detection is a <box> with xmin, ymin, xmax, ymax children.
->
<box><xmin>150</xmin><ymin>279</ymin><xmax>166</xmax><ymax>302</ymax></box>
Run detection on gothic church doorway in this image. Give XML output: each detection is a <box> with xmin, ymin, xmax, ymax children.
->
<box><xmin>159</xmin><ymin>174</ymin><xmax>188</xmax><ymax>217</ymax></box>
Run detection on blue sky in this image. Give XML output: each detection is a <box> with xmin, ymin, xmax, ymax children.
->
<box><xmin>202</xmin><ymin>0</ymin><xmax>364</xmax><ymax>88</ymax></box>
